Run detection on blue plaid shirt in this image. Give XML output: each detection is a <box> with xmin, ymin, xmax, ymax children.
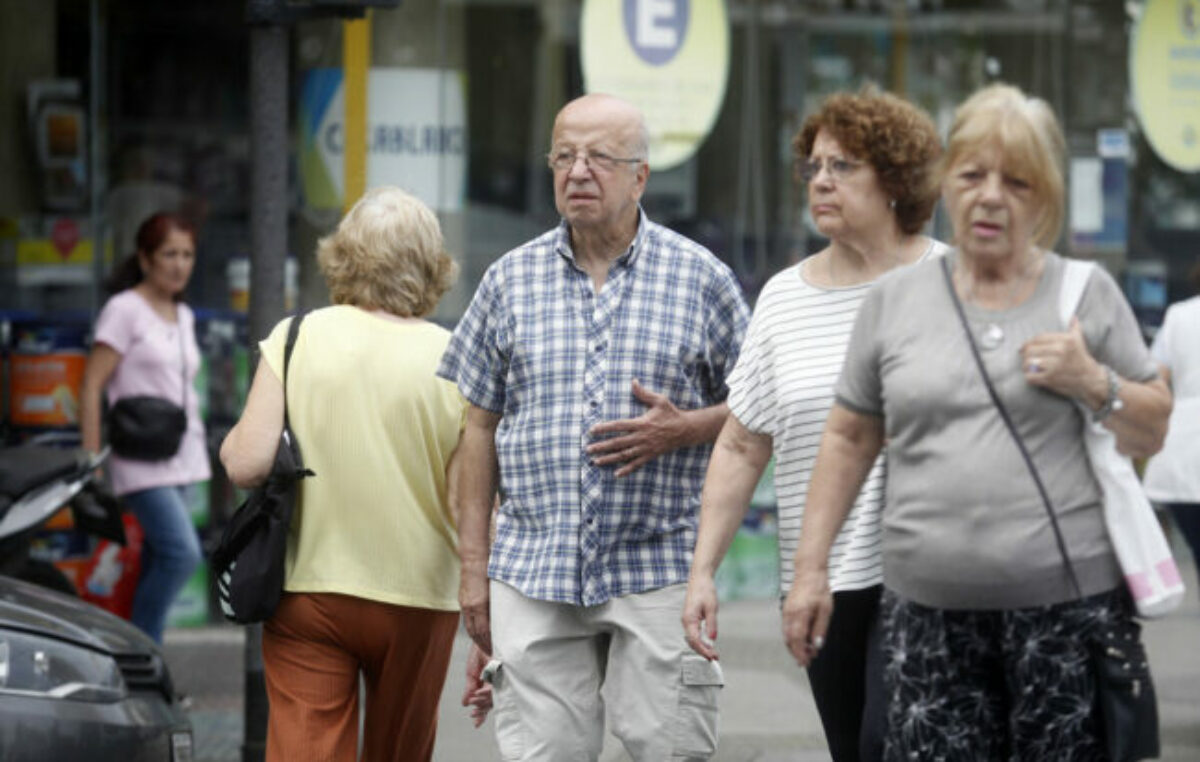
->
<box><xmin>438</xmin><ymin>212</ymin><xmax>749</xmax><ymax>606</ymax></box>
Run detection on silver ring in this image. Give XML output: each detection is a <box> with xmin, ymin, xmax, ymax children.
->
<box><xmin>1027</xmin><ymin>358</ymin><xmax>1043</xmax><ymax>374</ymax></box>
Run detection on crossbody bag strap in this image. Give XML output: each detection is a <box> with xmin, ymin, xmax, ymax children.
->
<box><xmin>938</xmin><ymin>256</ymin><xmax>1083</xmax><ymax>599</ymax></box>
<box><xmin>281</xmin><ymin>311</ymin><xmax>306</xmax><ymax>436</ymax></box>
<box><xmin>177</xmin><ymin>314</ymin><xmax>188</xmax><ymax>411</ymax></box>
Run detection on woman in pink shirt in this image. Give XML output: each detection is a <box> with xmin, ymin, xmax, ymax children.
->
<box><xmin>80</xmin><ymin>212</ymin><xmax>209</xmax><ymax>643</ymax></box>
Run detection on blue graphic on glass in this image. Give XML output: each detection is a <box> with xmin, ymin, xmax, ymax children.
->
<box><xmin>622</xmin><ymin>0</ymin><xmax>689</xmax><ymax>66</ymax></box>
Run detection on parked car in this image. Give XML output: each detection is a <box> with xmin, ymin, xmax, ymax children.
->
<box><xmin>0</xmin><ymin>443</ymin><xmax>191</xmax><ymax>761</ymax></box>
<box><xmin>0</xmin><ymin>575</ymin><xmax>193</xmax><ymax>761</ymax></box>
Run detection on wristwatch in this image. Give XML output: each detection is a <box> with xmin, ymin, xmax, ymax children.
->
<box><xmin>1092</xmin><ymin>365</ymin><xmax>1124</xmax><ymax>423</ymax></box>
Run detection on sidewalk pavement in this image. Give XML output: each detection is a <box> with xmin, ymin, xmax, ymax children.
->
<box><xmin>167</xmin><ymin>557</ymin><xmax>1200</xmax><ymax>762</ymax></box>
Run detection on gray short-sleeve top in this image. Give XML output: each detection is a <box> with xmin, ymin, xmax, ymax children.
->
<box><xmin>835</xmin><ymin>251</ymin><xmax>1157</xmax><ymax>610</ymax></box>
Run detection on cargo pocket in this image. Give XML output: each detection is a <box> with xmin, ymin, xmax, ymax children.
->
<box><xmin>670</xmin><ymin>654</ymin><xmax>724</xmax><ymax>759</ymax></box>
<box><xmin>490</xmin><ymin>664</ymin><xmax>526</xmax><ymax>760</ymax></box>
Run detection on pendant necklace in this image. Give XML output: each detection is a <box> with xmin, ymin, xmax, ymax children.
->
<box><xmin>979</xmin><ymin>322</ymin><xmax>1005</xmax><ymax>351</ymax></box>
<box><xmin>955</xmin><ymin>250</ymin><xmax>1043</xmax><ymax>351</ymax></box>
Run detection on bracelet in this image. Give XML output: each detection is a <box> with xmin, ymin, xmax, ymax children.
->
<box><xmin>1091</xmin><ymin>365</ymin><xmax>1124</xmax><ymax>422</ymax></box>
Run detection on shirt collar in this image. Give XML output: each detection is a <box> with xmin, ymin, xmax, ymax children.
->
<box><xmin>554</xmin><ymin>207</ymin><xmax>649</xmax><ymax>268</ymax></box>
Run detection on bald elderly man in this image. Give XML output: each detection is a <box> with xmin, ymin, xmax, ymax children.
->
<box><xmin>439</xmin><ymin>93</ymin><xmax>750</xmax><ymax>760</ymax></box>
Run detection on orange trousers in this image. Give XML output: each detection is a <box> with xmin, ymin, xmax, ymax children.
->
<box><xmin>262</xmin><ymin>592</ymin><xmax>459</xmax><ymax>762</ymax></box>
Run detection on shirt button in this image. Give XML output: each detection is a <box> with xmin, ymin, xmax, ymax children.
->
<box><xmin>590</xmin><ymin>399</ymin><xmax>600</xmax><ymax>408</ymax></box>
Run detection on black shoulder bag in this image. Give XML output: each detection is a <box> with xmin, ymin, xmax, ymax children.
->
<box><xmin>941</xmin><ymin>257</ymin><xmax>1158</xmax><ymax>762</ymax></box>
<box><xmin>212</xmin><ymin>312</ymin><xmax>313</xmax><ymax>624</ymax></box>
<box><xmin>106</xmin><ymin>323</ymin><xmax>188</xmax><ymax>461</ymax></box>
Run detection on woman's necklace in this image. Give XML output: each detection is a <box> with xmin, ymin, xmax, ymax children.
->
<box><xmin>955</xmin><ymin>249</ymin><xmax>1044</xmax><ymax>351</ymax></box>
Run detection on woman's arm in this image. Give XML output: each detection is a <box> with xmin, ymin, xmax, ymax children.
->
<box><xmin>219</xmin><ymin>360</ymin><xmax>285</xmax><ymax>488</ymax></box>
<box><xmin>1022</xmin><ymin>318</ymin><xmax>1172</xmax><ymax>458</ymax></box>
<box><xmin>79</xmin><ymin>344</ymin><xmax>122</xmax><ymax>455</ymax></box>
<box><xmin>781</xmin><ymin>404</ymin><xmax>884</xmax><ymax>667</ymax></box>
<box><xmin>682</xmin><ymin>415</ymin><xmax>773</xmax><ymax>660</ymax></box>
<box><xmin>1078</xmin><ymin>367</ymin><xmax>1171</xmax><ymax>458</ymax></box>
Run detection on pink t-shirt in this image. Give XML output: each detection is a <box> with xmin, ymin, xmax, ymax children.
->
<box><xmin>94</xmin><ymin>289</ymin><xmax>211</xmax><ymax>496</ymax></box>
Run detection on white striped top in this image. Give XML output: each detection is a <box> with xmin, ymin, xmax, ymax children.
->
<box><xmin>727</xmin><ymin>240</ymin><xmax>948</xmax><ymax>594</ymax></box>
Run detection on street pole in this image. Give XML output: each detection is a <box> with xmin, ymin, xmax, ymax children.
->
<box><xmin>88</xmin><ymin>0</ymin><xmax>106</xmax><ymax>319</ymax></box>
<box><xmin>240</xmin><ymin>2</ymin><xmax>391</xmax><ymax>759</ymax></box>
<box><xmin>245</xmin><ymin>6</ymin><xmax>289</xmax><ymax>761</ymax></box>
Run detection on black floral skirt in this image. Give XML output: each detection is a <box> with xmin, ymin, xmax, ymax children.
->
<box><xmin>881</xmin><ymin>587</ymin><xmax>1128</xmax><ymax>761</ymax></box>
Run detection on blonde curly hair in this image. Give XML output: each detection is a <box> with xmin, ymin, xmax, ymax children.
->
<box><xmin>317</xmin><ymin>186</ymin><xmax>458</xmax><ymax>317</ymax></box>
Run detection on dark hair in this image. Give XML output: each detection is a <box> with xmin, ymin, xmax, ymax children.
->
<box><xmin>794</xmin><ymin>86</ymin><xmax>942</xmax><ymax>235</ymax></box>
<box><xmin>105</xmin><ymin>212</ymin><xmax>197</xmax><ymax>298</ymax></box>
<box><xmin>1190</xmin><ymin>260</ymin><xmax>1200</xmax><ymax>294</ymax></box>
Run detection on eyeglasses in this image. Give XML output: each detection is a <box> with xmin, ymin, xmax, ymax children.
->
<box><xmin>799</xmin><ymin>156</ymin><xmax>863</xmax><ymax>183</ymax></box>
<box><xmin>547</xmin><ymin>149</ymin><xmax>643</xmax><ymax>173</ymax></box>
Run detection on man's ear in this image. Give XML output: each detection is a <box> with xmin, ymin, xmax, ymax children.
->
<box><xmin>634</xmin><ymin>162</ymin><xmax>650</xmax><ymax>197</ymax></box>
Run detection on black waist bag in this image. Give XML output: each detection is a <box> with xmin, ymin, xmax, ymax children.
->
<box><xmin>107</xmin><ymin>396</ymin><xmax>187</xmax><ymax>461</ymax></box>
<box><xmin>107</xmin><ymin>320</ymin><xmax>190</xmax><ymax>462</ymax></box>
<box><xmin>211</xmin><ymin>312</ymin><xmax>311</xmax><ymax>624</ymax></box>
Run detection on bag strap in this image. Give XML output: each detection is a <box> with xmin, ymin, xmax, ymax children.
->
<box><xmin>177</xmin><ymin>315</ymin><xmax>188</xmax><ymax>411</ymax></box>
<box><xmin>1057</xmin><ymin>259</ymin><xmax>1094</xmax><ymax>328</ymax></box>
<box><xmin>938</xmin><ymin>256</ymin><xmax>1083</xmax><ymax>599</ymax></box>
<box><xmin>281</xmin><ymin>311</ymin><xmax>306</xmax><ymax>436</ymax></box>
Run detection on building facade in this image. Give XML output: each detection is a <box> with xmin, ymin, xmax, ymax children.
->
<box><xmin>1</xmin><ymin>0</ymin><xmax>1195</xmax><ymax>417</ymax></box>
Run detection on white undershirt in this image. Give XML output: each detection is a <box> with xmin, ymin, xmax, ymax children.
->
<box><xmin>1144</xmin><ymin>295</ymin><xmax>1200</xmax><ymax>502</ymax></box>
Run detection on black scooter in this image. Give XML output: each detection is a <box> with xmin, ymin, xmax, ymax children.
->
<box><xmin>0</xmin><ymin>441</ymin><xmax>126</xmax><ymax>595</ymax></box>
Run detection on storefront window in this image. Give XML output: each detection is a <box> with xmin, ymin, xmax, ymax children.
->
<box><xmin>3</xmin><ymin>0</ymin><xmax>1197</xmax><ymax>442</ymax></box>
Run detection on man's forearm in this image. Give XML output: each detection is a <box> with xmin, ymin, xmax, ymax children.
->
<box><xmin>454</xmin><ymin>412</ymin><xmax>501</xmax><ymax>575</ymax></box>
<box><xmin>457</xmin><ymin>458</ymin><xmax>495</xmax><ymax>574</ymax></box>
<box><xmin>454</xmin><ymin>408</ymin><xmax>501</xmax><ymax>654</ymax></box>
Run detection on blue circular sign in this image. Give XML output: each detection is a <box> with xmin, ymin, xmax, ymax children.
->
<box><xmin>622</xmin><ymin>0</ymin><xmax>690</xmax><ymax>66</ymax></box>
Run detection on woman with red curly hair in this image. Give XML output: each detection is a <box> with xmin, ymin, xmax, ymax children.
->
<box><xmin>684</xmin><ymin>87</ymin><xmax>945</xmax><ymax>761</ymax></box>
<box><xmin>785</xmin><ymin>83</ymin><xmax>1168</xmax><ymax>760</ymax></box>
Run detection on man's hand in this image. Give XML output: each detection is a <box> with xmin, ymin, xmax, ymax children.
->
<box><xmin>459</xmin><ymin>568</ymin><xmax>492</xmax><ymax>655</ymax></box>
<box><xmin>461</xmin><ymin>642</ymin><xmax>494</xmax><ymax>728</ymax></box>
<box><xmin>780</xmin><ymin>566</ymin><xmax>832</xmax><ymax>668</ymax></box>
<box><xmin>682</xmin><ymin>574</ymin><xmax>721</xmax><ymax>661</ymax></box>
<box><xmin>587</xmin><ymin>379</ymin><xmax>686</xmax><ymax>477</ymax></box>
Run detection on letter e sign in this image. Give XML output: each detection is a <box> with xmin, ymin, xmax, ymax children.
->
<box><xmin>623</xmin><ymin>0</ymin><xmax>689</xmax><ymax>66</ymax></box>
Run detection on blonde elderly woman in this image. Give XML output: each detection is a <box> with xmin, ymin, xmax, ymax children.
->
<box><xmin>783</xmin><ymin>84</ymin><xmax>1170</xmax><ymax>759</ymax></box>
<box><xmin>684</xmin><ymin>87</ymin><xmax>945</xmax><ymax>762</ymax></box>
<box><xmin>221</xmin><ymin>187</ymin><xmax>466</xmax><ymax>762</ymax></box>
